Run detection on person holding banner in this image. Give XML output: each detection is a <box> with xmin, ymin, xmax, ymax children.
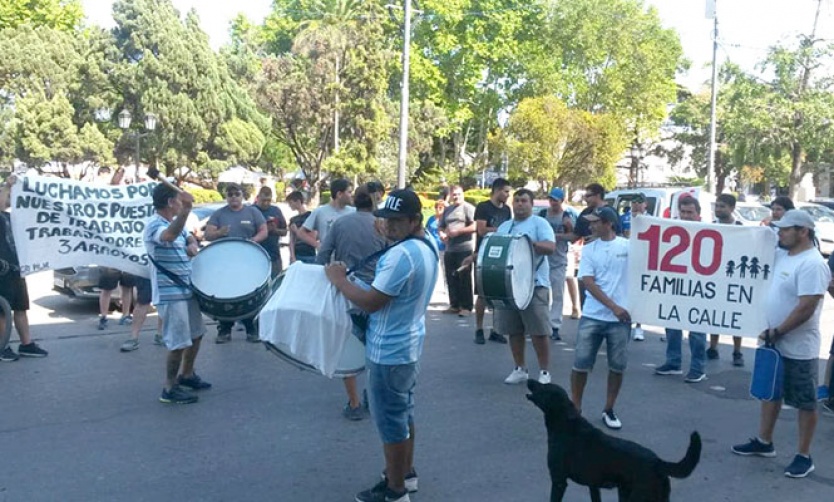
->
<box><xmin>708</xmin><ymin>194</ymin><xmax>745</xmax><ymax>366</ymax></box>
<box><xmin>496</xmin><ymin>189</ymin><xmax>556</xmax><ymax>386</ymax></box>
<box><xmin>324</xmin><ymin>189</ymin><xmax>438</xmax><ymax>502</ymax></box>
<box><xmin>146</xmin><ymin>184</ymin><xmax>210</xmax><ymax>405</ymax></box>
<box><xmin>732</xmin><ymin>209</ymin><xmax>830</xmax><ymax>479</ymax></box>
<box><xmin>654</xmin><ymin>196</ymin><xmax>709</xmax><ymax>383</ymax></box>
<box><xmin>570</xmin><ymin>206</ymin><xmax>630</xmax><ymax>430</ymax></box>
<box><xmin>0</xmin><ymin>176</ymin><xmax>49</xmax><ymax>361</ymax></box>
<box><xmin>623</xmin><ymin>193</ymin><xmax>647</xmax><ymax>341</ymax></box>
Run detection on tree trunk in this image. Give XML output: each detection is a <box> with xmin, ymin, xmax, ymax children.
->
<box><xmin>789</xmin><ymin>140</ymin><xmax>803</xmax><ymax>199</ymax></box>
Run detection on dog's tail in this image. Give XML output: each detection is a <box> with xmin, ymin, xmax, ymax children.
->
<box><xmin>658</xmin><ymin>431</ymin><xmax>701</xmax><ymax>479</ymax></box>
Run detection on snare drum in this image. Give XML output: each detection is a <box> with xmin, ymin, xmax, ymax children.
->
<box><xmin>191</xmin><ymin>238</ymin><xmax>273</xmax><ymax>322</ymax></box>
<box><xmin>475</xmin><ymin>233</ymin><xmax>535</xmax><ymax>310</ymax></box>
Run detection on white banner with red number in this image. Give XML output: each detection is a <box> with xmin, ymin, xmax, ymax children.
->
<box><xmin>10</xmin><ymin>174</ymin><xmax>156</xmax><ymax>278</ymax></box>
<box><xmin>627</xmin><ymin>215</ymin><xmax>777</xmax><ymax>337</ymax></box>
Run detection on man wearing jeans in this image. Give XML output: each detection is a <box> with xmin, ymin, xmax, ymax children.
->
<box><xmin>654</xmin><ymin>196</ymin><xmax>708</xmax><ymax>383</ymax></box>
<box><xmin>732</xmin><ymin>210</ymin><xmax>830</xmax><ymax>478</ymax></box>
<box><xmin>325</xmin><ymin>189</ymin><xmax>438</xmax><ymax>502</ymax></box>
<box><xmin>570</xmin><ymin>206</ymin><xmax>631</xmax><ymax>430</ymax></box>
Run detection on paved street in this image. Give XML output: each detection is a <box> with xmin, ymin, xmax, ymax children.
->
<box><xmin>2</xmin><ymin>271</ymin><xmax>834</xmax><ymax>501</ymax></box>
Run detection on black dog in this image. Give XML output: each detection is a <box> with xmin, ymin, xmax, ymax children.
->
<box><xmin>526</xmin><ymin>380</ymin><xmax>701</xmax><ymax>502</ymax></box>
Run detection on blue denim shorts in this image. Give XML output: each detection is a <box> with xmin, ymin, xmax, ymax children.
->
<box><xmin>366</xmin><ymin>360</ymin><xmax>418</xmax><ymax>444</ymax></box>
<box><xmin>573</xmin><ymin>317</ymin><xmax>630</xmax><ymax>373</ymax></box>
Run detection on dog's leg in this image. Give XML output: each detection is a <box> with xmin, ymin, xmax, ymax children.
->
<box><xmin>589</xmin><ymin>487</ymin><xmax>602</xmax><ymax>502</ymax></box>
<box><xmin>550</xmin><ymin>479</ymin><xmax>568</xmax><ymax>502</ymax></box>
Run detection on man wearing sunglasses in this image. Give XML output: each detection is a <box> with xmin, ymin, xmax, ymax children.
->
<box><xmin>204</xmin><ymin>183</ymin><xmax>268</xmax><ymax>343</ymax></box>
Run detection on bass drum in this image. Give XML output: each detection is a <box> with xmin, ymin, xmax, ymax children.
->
<box><xmin>191</xmin><ymin>238</ymin><xmax>272</xmax><ymax>322</ymax></box>
<box><xmin>475</xmin><ymin>233</ymin><xmax>535</xmax><ymax>310</ymax></box>
<box><xmin>262</xmin><ymin>267</ymin><xmax>365</xmax><ymax>378</ymax></box>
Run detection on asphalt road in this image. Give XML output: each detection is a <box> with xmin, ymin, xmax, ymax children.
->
<box><xmin>1</xmin><ymin>271</ymin><xmax>833</xmax><ymax>501</ymax></box>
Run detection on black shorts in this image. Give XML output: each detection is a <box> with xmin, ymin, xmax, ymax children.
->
<box><xmin>0</xmin><ymin>274</ymin><xmax>30</xmax><ymax>311</ymax></box>
<box><xmin>98</xmin><ymin>268</ymin><xmax>137</xmax><ymax>290</ymax></box>
<box><xmin>135</xmin><ymin>277</ymin><xmax>152</xmax><ymax>305</ymax></box>
<box><xmin>782</xmin><ymin>357</ymin><xmax>818</xmax><ymax>411</ymax></box>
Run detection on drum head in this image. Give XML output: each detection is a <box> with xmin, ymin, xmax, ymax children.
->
<box><xmin>509</xmin><ymin>235</ymin><xmax>535</xmax><ymax>309</ymax></box>
<box><xmin>192</xmin><ymin>239</ymin><xmax>271</xmax><ymax>299</ymax></box>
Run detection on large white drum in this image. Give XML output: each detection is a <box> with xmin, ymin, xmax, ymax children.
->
<box><xmin>191</xmin><ymin>238</ymin><xmax>272</xmax><ymax>321</ymax></box>
<box><xmin>475</xmin><ymin>233</ymin><xmax>535</xmax><ymax>310</ymax></box>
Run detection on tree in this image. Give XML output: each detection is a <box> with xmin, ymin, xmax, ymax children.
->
<box><xmin>498</xmin><ymin>96</ymin><xmax>625</xmax><ymax>189</ymax></box>
<box><xmin>0</xmin><ymin>0</ymin><xmax>83</xmax><ymax>31</ymax></box>
<box><xmin>14</xmin><ymin>94</ymin><xmax>82</xmax><ymax>167</ymax></box>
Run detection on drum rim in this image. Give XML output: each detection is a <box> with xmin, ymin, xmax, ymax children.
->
<box><xmin>475</xmin><ymin>232</ymin><xmax>535</xmax><ymax>310</ymax></box>
<box><xmin>191</xmin><ymin>237</ymin><xmax>272</xmax><ymax>298</ymax></box>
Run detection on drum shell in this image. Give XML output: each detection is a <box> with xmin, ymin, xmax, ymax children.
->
<box><xmin>475</xmin><ymin>233</ymin><xmax>535</xmax><ymax>310</ymax></box>
<box><xmin>191</xmin><ymin>238</ymin><xmax>272</xmax><ymax>322</ymax></box>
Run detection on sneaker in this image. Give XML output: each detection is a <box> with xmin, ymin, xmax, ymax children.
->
<box><xmin>654</xmin><ymin>364</ymin><xmax>683</xmax><ymax>376</ymax></box>
<box><xmin>380</xmin><ymin>469</ymin><xmax>418</xmax><ymax>493</ymax></box>
<box><xmin>602</xmin><ymin>409</ymin><xmax>622</xmax><ymax>430</ymax></box>
<box><xmin>343</xmin><ymin>402</ymin><xmax>364</xmax><ymax>421</ymax></box>
<box><xmin>632</xmin><ymin>327</ymin><xmax>644</xmax><ymax>341</ymax></box>
<box><xmin>731</xmin><ymin>437</ymin><xmax>776</xmax><ymax>457</ymax></box>
<box><xmin>153</xmin><ymin>333</ymin><xmax>164</xmax><ymax>346</ymax></box>
<box><xmin>177</xmin><ymin>373</ymin><xmax>212</xmax><ymax>391</ymax></box>
<box><xmin>120</xmin><ymin>339</ymin><xmax>139</xmax><ymax>352</ymax></box>
<box><xmin>159</xmin><ymin>386</ymin><xmax>198</xmax><ymax>404</ymax></box>
<box><xmin>245</xmin><ymin>331</ymin><xmax>260</xmax><ymax>343</ymax></box>
<box><xmin>355</xmin><ymin>479</ymin><xmax>410</xmax><ymax>502</ymax></box>
<box><xmin>732</xmin><ymin>351</ymin><xmax>744</xmax><ymax>367</ymax></box>
<box><xmin>504</xmin><ymin>367</ymin><xmax>528</xmax><ymax>385</ymax></box>
<box><xmin>550</xmin><ymin>328</ymin><xmax>561</xmax><ymax>341</ymax></box>
<box><xmin>821</xmin><ymin>399</ymin><xmax>834</xmax><ymax>416</ymax></box>
<box><xmin>474</xmin><ymin>329</ymin><xmax>486</xmax><ymax>345</ymax></box>
<box><xmin>118</xmin><ymin>315</ymin><xmax>133</xmax><ymax>326</ymax></box>
<box><xmin>18</xmin><ymin>342</ymin><xmax>48</xmax><ymax>358</ymax></box>
<box><xmin>784</xmin><ymin>454</ymin><xmax>815</xmax><ymax>478</ymax></box>
<box><xmin>488</xmin><ymin>331</ymin><xmax>507</xmax><ymax>344</ymax></box>
<box><xmin>0</xmin><ymin>346</ymin><xmax>19</xmax><ymax>362</ymax></box>
<box><xmin>817</xmin><ymin>385</ymin><xmax>830</xmax><ymax>401</ymax></box>
<box><xmin>458</xmin><ymin>309</ymin><xmax>471</xmax><ymax>317</ymax></box>
<box><xmin>215</xmin><ymin>331</ymin><xmax>232</xmax><ymax>344</ymax></box>
<box><xmin>538</xmin><ymin>370</ymin><xmax>551</xmax><ymax>384</ymax></box>
<box><xmin>97</xmin><ymin>316</ymin><xmax>108</xmax><ymax>330</ymax></box>
<box><xmin>706</xmin><ymin>347</ymin><xmax>719</xmax><ymax>360</ymax></box>
<box><xmin>684</xmin><ymin>371</ymin><xmax>707</xmax><ymax>383</ymax></box>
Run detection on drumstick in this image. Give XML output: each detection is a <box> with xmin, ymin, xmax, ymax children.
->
<box><xmin>146</xmin><ymin>166</ymin><xmax>182</xmax><ymax>193</ymax></box>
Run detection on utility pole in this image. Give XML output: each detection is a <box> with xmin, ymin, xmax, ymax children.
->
<box><xmin>706</xmin><ymin>0</ymin><xmax>719</xmax><ymax>194</ymax></box>
<box><xmin>396</xmin><ymin>0</ymin><xmax>413</xmax><ymax>189</ymax></box>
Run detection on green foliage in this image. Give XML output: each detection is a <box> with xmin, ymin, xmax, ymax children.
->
<box><xmin>185</xmin><ymin>186</ymin><xmax>223</xmax><ymax>203</ymax></box>
<box><xmin>14</xmin><ymin>93</ymin><xmax>81</xmax><ymax>167</ymax></box>
<box><xmin>0</xmin><ymin>0</ymin><xmax>83</xmax><ymax>31</ymax></box>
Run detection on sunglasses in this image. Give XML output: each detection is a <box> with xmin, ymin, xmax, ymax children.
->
<box><xmin>227</xmin><ymin>192</ymin><xmax>243</xmax><ymax>197</ymax></box>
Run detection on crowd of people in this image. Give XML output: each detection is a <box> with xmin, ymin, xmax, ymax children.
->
<box><xmin>3</xmin><ymin>173</ymin><xmax>834</xmax><ymax>499</ymax></box>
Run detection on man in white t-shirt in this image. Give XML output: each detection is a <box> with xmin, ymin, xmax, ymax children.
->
<box><xmin>570</xmin><ymin>206</ymin><xmax>630</xmax><ymax>430</ymax></box>
<box><xmin>732</xmin><ymin>210</ymin><xmax>830</xmax><ymax>479</ymax></box>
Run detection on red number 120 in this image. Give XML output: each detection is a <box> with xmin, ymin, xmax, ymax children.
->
<box><xmin>637</xmin><ymin>224</ymin><xmax>723</xmax><ymax>275</ymax></box>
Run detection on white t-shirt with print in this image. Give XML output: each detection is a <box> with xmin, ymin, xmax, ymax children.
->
<box><xmin>766</xmin><ymin>247</ymin><xmax>830</xmax><ymax>360</ymax></box>
<box><xmin>578</xmin><ymin>236</ymin><xmax>629</xmax><ymax>323</ymax></box>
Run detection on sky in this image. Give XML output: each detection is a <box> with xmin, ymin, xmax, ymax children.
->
<box><xmin>80</xmin><ymin>0</ymin><xmax>834</xmax><ymax>91</ymax></box>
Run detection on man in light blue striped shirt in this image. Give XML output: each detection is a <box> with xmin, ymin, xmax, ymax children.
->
<box><xmin>326</xmin><ymin>189</ymin><xmax>438</xmax><ymax>502</ymax></box>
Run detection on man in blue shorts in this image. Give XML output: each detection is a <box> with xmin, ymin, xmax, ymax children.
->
<box><xmin>145</xmin><ymin>184</ymin><xmax>211</xmax><ymax>404</ymax></box>
<box><xmin>326</xmin><ymin>189</ymin><xmax>438</xmax><ymax>502</ymax></box>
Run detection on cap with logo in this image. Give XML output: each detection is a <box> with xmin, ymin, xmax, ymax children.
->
<box><xmin>374</xmin><ymin>189</ymin><xmax>422</xmax><ymax>219</ymax></box>
<box><xmin>548</xmin><ymin>187</ymin><xmax>565</xmax><ymax>201</ymax></box>
<box><xmin>771</xmin><ymin>209</ymin><xmax>815</xmax><ymax>229</ymax></box>
<box><xmin>582</xmin><ymin>206</ymin><xmax>619</xmax><ymax>225</ymax></box>
<box><xmin>632</xmin><ymin>193</ymin><xmax>646</xmax><ymax>203</ymax></box>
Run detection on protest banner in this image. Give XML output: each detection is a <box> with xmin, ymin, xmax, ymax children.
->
<box><xmin>10</xmin><ymin>174</ymin><xmax>156</xmax><ymax>278</ymax></box>
<box><xmin>627</xmin><ymin>215</ymin><xmax>777</xmax><ymax>337</ymax></box>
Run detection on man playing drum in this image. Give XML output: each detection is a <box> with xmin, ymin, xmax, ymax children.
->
<box><xmin>204</xmin><ymin>183</ymin><xmax>268</xmax><ymax>343</ymax></box>
<box><xmin>325</xmin><ymin>189</ymin><xmax>438</xmax><ymax>502</ymax></box>
<box><xmin>145</xmin><ymin>184</ymin><xmax>211</xmax><ymax>405</ymax></box>
<box><xmin>495</xmin><ymin>188</ymin><xmax>556</xmax><ymax>386</ymax></box>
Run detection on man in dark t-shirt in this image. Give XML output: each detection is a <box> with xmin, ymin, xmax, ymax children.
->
<box><xmin>287</xmin><ymin>191</ymin><xmax>316</xmax><ymax>263</ymax></box>
<box><xmin>254</xmin><ymin>187</ymin><xmax>288</xmax><ymax>278</ymax></box>
<box><xmin>472</xmin><ymin>178</ymin><xmax>512</xmax><ymax>344</ymax></box>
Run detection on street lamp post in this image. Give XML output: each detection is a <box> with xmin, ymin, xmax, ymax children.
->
<box><xmin>119</xmin><ymin>110</ymin><xmax>157</xmax><ymax>175</ymax></box>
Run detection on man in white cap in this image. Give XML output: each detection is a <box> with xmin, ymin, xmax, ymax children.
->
<box><xmin>732</xmin><ymin>209</ymin><xmax>830</xmax><ymax>479</ymax></box>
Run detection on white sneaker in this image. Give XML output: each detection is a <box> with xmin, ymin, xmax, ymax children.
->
<box><xmin>504</xmin><ymin>367</ymin><xmax>528</xmax><ymax>385</ymax></box>
<box><xmin>602</xmin><ymin>409</ymin><xmax>622</xmax><ymax>430</ymax></box>
<box><xmin>632</xmin><ymin>327</ymin><xmax>644</xmax><ymax>341</ymax></box>
<box><xmin>538</xmin><ymin>370</ymin><xmax>551</xmax><ymax>384</ymax></box>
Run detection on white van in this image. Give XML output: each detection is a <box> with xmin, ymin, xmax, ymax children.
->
<box><xmin>605</xmin><ymin>187</ymin><xmax>715</xmax><ymax>222</ymax></box>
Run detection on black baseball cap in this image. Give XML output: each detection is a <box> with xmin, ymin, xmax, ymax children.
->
<box><xmin>632</xmin><ymin>192</ymin><xmax>646</xmax><ymax>203</ymax></box>
<box><xmin>583</xmin><ymin>206</ymin><xmax>619</xmax><ymax>225</ymax></box>
<box><xmin>374</xmin><ymin>189</ymin><xmax>422</xmax><ymax>219</ymax></box>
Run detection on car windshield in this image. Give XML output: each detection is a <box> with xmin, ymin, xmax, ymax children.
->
<box><xmin>800</xmin><ymin>205</ymin><xmax>834</xmax><ymax>223</ymax></box>
<box><xmin>736</xmin><ymin>206</ymin><xmax>770</xmax><ymax>222</ymax></box>
<box><xmin>192</xmin><ymin>204</ymin><xmax>221</xmax><ymax>220</ymax></box>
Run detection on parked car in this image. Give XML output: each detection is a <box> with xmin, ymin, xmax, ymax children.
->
<box><xmin>795</xmin><ymin>202</ymin><xmax>834</xmax><ymax>256</ymax></box>
<box><xmin>733</xmin><ymin>202</ymin><xmax>771</xmax><ymax>226</ymax></box>
<box><xmin>810</xmin><ymin>197</ymin><xmax>834</xmax><ymax>211</ymax></box>
<box><xmin>53</xmin><ymin>265</ymin><xmax>120</xmax><ymax>302</ymax></box>
<box><xmin>604</xmin><ymin>187</ymin><xmax>716</xmax><ymax>222</ymax></box>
